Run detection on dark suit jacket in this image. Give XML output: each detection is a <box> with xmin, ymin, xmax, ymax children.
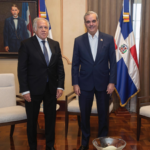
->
<box><xmin>18</xmin><ymin>35</ymin><xmax>65</xmax><ymax>95</ymax></box>
<box><xmin>3</xmin><ymin>16</ymin><xmax>29</xmax><ymax>52</ymax></box>
<box><xmin>72</xmin><ymin>31</ymin><xmax>117</xmax><ymax>91</ymax></box>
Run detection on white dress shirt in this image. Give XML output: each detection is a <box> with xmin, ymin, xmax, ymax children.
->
<box><xmin>88</xmin><ymin>30</ymin><xmax>99</xmax><ymax>61</ymax></box>
<box><xmin>22</xmin><ymin>35</ymin><xmax>63</xmax><ymax>96</ymax></box>
<box><xmin>36</xmin><ymin>35</ymin><xmax>52</xmax><ymax>61</ymax></box>
<box><xmin>13</xmin><ymin>17</ymin><xmax>18</xmax><ymax>30</ymax></box>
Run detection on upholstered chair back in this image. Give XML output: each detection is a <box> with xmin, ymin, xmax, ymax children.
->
<box><xmin>70</xmin><ymin>94</ymin><xmax>113</xmax><ymax>114</ymax></box>
<box><xmin>0</xmin><ymin>74</ymin><xmax>16</xmax><ymax>108</ymax></box>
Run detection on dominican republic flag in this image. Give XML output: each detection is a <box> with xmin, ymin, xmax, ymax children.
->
<box><xmin>22</xmin><ymin>2</ymin><xmax>33</xmax><ymax>37</ymax></box>
<box><xmin>38</xmin><ymin>0</ymin><xmax>53</xmax><ymax>39</ymax></box>
<box><xmin>114</xmin><ymin>0</ymin><xmax>140</xmax><ymax>107</ymax></box>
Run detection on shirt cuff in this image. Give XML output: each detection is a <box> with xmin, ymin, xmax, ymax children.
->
<box><xmin>22</xmin><ymin>91</ymin><xmax>30</xmax><ymax>95</ymax></box>
<box><xmin>22</xmin><ymin>88</ymin><xmax>63</xmax><ymax>95</ymax></box>
<box><xmin>57</xmin><ymin>88</ymin><xmax>64</xmax><ymax>91</ymax></box>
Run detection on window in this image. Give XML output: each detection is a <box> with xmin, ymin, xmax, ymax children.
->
<box><xmin>132</xmin><ymin>0</ymin><xmax>142</xmax><ymax>62</ymax></box>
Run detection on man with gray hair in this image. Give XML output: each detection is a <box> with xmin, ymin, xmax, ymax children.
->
<box><xmin>18</xmin><ymin>17</ymin><xmax>65</xmax><ymax>150</ymax></box>
<box><xmin>72</xmin><ymin>11</ymin><xmax>117</xmax><ymax>150</ymax></box>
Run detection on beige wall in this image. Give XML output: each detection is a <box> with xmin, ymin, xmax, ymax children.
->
<box><xmin>62</xmin><ymin>0</ymin><xmax>86</xmax><ymax>64</ymax></box>
<box><xmin>0</xmin><ymin>0</ymin><xmax>86</xmax><ymax>100</ymax></box>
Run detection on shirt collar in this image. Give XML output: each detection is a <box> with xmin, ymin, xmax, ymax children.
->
<box><xmin>36</xmin><ymin>35</ymin><xmax>47</xmax><ymax>43</ymax></box>
<box><xmin>88</xmin><ymin>30</ymin><xmax>99</xmax><ymax>39</ymax></box>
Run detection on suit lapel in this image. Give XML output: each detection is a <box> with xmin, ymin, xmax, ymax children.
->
<box><xmin>10</xmin><ymin>17</ymin><xmax>15</xmax><ymax>31</ymax></box>
<box><xmin>83</xmin><ymin>33</ymin><xmax>94</xmax><ymax>63</ymax></box>
<box><xmin>17</xmin><ymin>17</ymin><xmax>20</xmax><ymax>32</ymax></box>
<box><xmin>47</xmin><ymin>38</ymin><xmax>55</xmax><ymax>66</ymax></box>
<box><xmin>95</xmin><ymin>31</ymin><xmax>104</xmax><ymax>62</ymax></box>
<box><xmin>32</xmin><ymin>36</ymin><xmax>47</xmax><ymax>65</ymax></box>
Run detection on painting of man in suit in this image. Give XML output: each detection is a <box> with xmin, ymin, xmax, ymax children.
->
<box><xmin>3</xmin><ymin>4</ymin><xmax>29</xmax><ymax>52</ymax></box>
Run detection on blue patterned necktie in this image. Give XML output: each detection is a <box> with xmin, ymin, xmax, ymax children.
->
<box><xmin>41</xmin><ymin>41</ymin><xmax>49</xmax><ymax>66</ymax></box>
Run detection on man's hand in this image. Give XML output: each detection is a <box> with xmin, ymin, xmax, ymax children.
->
<box><xmin>73</xmin><ymin>85</ymin><xmax>81</xmax><ymax>96</ymax></box>
<box><xmin>56</xmin><ymin>89</ymin><xmax>63</xmax><ymax>99</ymax></box>
<box><xmin>23</xmin><ymin>93</ymin><xmax>31</xmax><ymax>102</ymax></box>
<box><xmin>4</xmin><ymin>46</ymin><xmax>9</xmax><ymax>52</ymax></box>
<box><xmin>107</xmin><ymin>83</ymin><xmax>115</xmax><ymax>94</ymax></box>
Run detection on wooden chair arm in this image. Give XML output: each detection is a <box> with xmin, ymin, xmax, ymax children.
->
<box><xmin>65</xmin><ymin>91</ymin><xmax>75</xmax><ymax>98</ymax></box>
<box><xmin>16</xmin><ymin>95</ymin><xmax>24</xmax><ymax>99</ymax></box>
<box><xmin>16</xmin><ymin>95</ymin><xmax>25</xmax><ymax>107</ymax></box>
<box><xmin>17</xmin><ymin>101</ymin><xmax>25</xmax><ymax>107</ymax></box>
<box><xmin>67</xmin><ymin>96</ymin><xmax>76</xmax><ymax>104</ymax></box>
<box><xmin>138</xmin><ymin>96</ymin><xmax>150</xmax><ymax>101</ymax></box>
<box><xmin>65</xmin><ymin>91</ymin><xmax>76</xmax><ymax>111</ymax></box>
<box><xmin>65</xmin><ymin>91</ymin><xmax>76</xmax><ymax>103</ymax></box>
<box><xmin>137</xmin><ymin>96</ymin><xmax>150</xmax><ymax>113</ymax></box>
<box><xmin>139</xmin><ymin>102</ymin><xmax>150</xmax><ymax>108</ymax></box>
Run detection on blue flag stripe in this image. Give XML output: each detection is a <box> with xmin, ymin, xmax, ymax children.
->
<box><xmin>22</xmin><ymin>2</ymin><xmax>28</xmax><ymax>21</ymax></box>
<box><xmin>116</xmin><ymin>58</ymin><xmax>138</xmax><ymax>105</ymax></box>
<box><xmin>124</xmin><ymin>0</ymin><xmax>129</xmax><ymax>13</ymax></box>
<box><xmin>119</xmin><ymin>10</ymin><xmax>133</xmax><ymax>40</ymax></box>
<box><xmin>40</xmin><ymin>0</ymin><xmax>46</xmax><ymax>12</ymax></box>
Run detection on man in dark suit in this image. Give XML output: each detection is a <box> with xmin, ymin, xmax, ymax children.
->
<box><xmin>72</xmin><ymin>11</ymin><xmax>117</xmax><ymax>150</ymax></box>
<box><xmin>18</xmin><ymin>17</ymin><xmax>65</xmax><ymax>150</ymax></box>
<box><xmin>3</xmin><ymin>4</ymin><xmax>29</xmax><ymax>52</ymax></box>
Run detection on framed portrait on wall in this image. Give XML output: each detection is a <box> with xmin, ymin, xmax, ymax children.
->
<box><xmin>0</xmin><ymin>0</ymin><xmax>37</xmax><ymax>58</ymax></box>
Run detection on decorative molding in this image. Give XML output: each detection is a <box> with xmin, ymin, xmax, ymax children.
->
<box><xmin>62</xmin><ymin>56</ymin><xmax>72</xmax><ymax>65</ymax></box>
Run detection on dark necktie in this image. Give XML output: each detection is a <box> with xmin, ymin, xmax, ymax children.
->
<box><xmin>41</xmin><ymin>41</ymin><xmax>49</xmax><ymax>66</ymax></box>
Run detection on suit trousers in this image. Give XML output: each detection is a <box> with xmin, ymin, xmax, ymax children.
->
<box><xmin>25</xmin><ymin>83</ymin><xmax>56</xmax><ymax>149</ymax></box>
<box><xmin>79</xmin><ymin>88</ymin><xmax>109</xmax><ymax>146</ymax></box>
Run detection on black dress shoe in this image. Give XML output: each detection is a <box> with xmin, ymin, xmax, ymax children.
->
<box><xmin>78</xmin><ymin>145</ymin><xmax>89</xmax><ymax>150</ymax></box>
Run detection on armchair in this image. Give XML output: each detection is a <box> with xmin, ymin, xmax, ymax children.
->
<box><xmin>137</xmin><ymin>96</ymin><xmax>150</xmax><ymax>141</ymax></box>
<box><xmin>0</xmin><ymin>74</ymin><xmax>27</xmax><ymax>137</ymax></box>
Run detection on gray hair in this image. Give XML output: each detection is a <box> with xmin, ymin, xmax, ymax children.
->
<box><xmin>84</xmin><ymin>11</ymin><xmax>99</xmax><ymax>22</ymax></box>
<box><xmin>33</xmin><ymin>17</ymin><xmax>49</xmax><ymax>32</ymax></box>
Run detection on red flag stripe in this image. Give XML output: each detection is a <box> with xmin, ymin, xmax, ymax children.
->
<box><xmin>38</xmin><ymin>0</ymin><xmax>41</xmax><ymax>17</ymax></box>
<box><xmin>130</xmin><ymin>45</ymin><xmax>139</xmax><ymax>68</ymax></box>
<box><xmin>27</xmin><ymin>15</ymin><xmax>33</xmax><ymax>36</ymax></box>
<box><xmin>114</xmin><ymin>39</ymin><xmax>118</xmax><ymax>50</ymax></box>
